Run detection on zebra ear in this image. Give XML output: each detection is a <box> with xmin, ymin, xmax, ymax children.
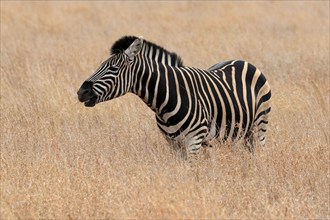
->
<box><xmin>124</xmin><ymin>36</ymin><xmax>143</xmax><ymax>58</ymax></box>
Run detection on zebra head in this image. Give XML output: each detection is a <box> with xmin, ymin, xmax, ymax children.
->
<box><xmin>77</xmin><ymin>36</ymin><xmax>143</xmax><ymax>107</ymax></box>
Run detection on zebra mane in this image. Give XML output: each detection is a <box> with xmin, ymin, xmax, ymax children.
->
<box><xmin>110</xmin><ymin>36</ymin><xmax>183</xmax><ymax>67</ymax></box>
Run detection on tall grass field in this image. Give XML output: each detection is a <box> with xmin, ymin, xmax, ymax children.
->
<box><xmin>1</xmin><ymin>2</ymin><xmax>329</xmax><ymax>219</ymax></box>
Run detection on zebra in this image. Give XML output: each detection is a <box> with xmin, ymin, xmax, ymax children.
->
<box><xmin>77</xmin><ymin>36</ymin><xmax>271</xmax><ymax>159</ymax></box>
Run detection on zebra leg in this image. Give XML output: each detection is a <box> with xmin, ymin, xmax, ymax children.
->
<box><xmin>245</xmin><ymin>130</ymin><xmax>255</xmax><ymax>153</ymax></box>
<box><xmin>255</xmin><ymin>109</ymin><xmax>270</xmax><ymax>146</ymax></box>
<box><xmin>186</xmin><ymin>143</ymin><xmax>202</xmax><ymax>163</ymax></box>
<box><xmin>201</xmin><ymin>141</ymin><xmax>214</xmax><ymax>159</ymax></box>
<box><xmin>186</xmin><ymin>136</ymin><xmax>208</xmax><ymax>162</ymax></box>
<box><xmin>202</xmin><ymin>141</ymin><xmax>213</xmax><ymax>148</ymax></box>
<box><xmin>166</xmin><ymin>136</ymin><xmax>204</xmax><ymax>161</ymax></box>
<box><xmin>163</xmin><ymin>136</ymin><xmax>188</xmax><ymax>160</ymax></box>
<box><xmin>186</xmin><ymin>125</ymin><xmax>213</xmax><ymax>161</ymax></box>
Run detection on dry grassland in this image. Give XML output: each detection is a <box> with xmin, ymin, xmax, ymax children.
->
<box><xmin>1</xmin><ymin>2</ymin><xmax>329</xmax><ymax>219</ymax></box>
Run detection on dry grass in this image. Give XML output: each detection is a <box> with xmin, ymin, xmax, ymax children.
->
<box><xmin>1</xmin><ymin>2</ymin><xmax>329</xmax><ymax>219</ymax></box>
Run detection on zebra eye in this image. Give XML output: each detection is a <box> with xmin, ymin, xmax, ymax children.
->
<box><xmin>108</xmin><ymin>65</ymin><xmax>119</xmax><ymax>72</ymax></box>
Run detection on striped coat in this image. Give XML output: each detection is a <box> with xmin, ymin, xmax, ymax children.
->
<box><xmin>77</xmin><ymin>36</ymin><xmax>271</xmax><ymax>158</ymax></box>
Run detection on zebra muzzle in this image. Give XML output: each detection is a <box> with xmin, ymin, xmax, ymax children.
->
<box><xmin>77</xmin><ymin>81</ymin><xmax>97</xmax><ymax>107</ymax></box>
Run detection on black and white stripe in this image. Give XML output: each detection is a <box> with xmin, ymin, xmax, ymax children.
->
<box><xmin>77</xmin><ymin>36</ymin><xmax>271</xmax><ymax>157</ymax></box>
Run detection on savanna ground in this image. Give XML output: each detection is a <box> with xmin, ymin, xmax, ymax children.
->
<box><xmin>1</xmin><ymin>2</ymin><xmax>329</xmax><ymax>219</ymax></box>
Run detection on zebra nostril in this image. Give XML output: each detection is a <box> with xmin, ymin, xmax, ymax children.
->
<box><xmin>81</xmin><ymin>88</ymin><xmax>90</xmax><ymax>96</ymax></box>
<box><xmin>77</xmin><ymin>87</ymin><xmax>90</xmax><ymax>96</ymax></box>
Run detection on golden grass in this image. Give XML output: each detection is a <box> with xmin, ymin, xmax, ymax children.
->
<box><xmin>1</xmin><ymin>2</ymin><xmax>329</xmax><ymax>219</ymax></box>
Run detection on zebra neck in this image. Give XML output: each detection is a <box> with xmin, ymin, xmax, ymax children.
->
<box><xmin>131</xmin><ymin>58</ymin><xmax>170</xmax><ymax>114</ymax></box>
<box><xmin>130</xmin><ymin>43</ymin><xmax>183</xmax><ymax>113</ymax></box>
